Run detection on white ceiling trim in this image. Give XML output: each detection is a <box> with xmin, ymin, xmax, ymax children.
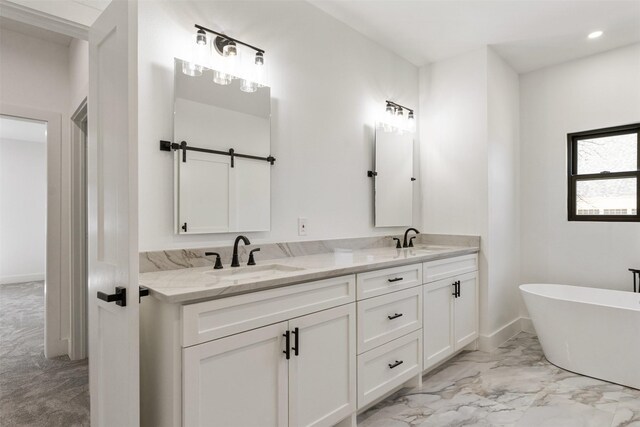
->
<box><xmin>0</xmin><ymin>0</ymin><xmax>89</xmax><ymax>40</ymax></box>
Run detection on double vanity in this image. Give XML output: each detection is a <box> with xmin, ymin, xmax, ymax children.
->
<box><xmin>139</xmin><ymin>237</ymin><xmax>479</xmax><ymax>427</ymax></box>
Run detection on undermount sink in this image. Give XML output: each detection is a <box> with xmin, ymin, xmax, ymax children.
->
<box><xmin>204</xmin><ymin>264</ymin><xmax>305</xmax><ymax>282</ymax></box>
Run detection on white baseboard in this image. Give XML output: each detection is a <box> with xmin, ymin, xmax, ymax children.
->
<box><xmin>0</xmin><ymin>273</ymin><xmax>45</xmax><ymax>284</ymax></box>
<box><xmin>520</xmin><ymin>317</ymin><xmax>536</xmax><ymax>334</ymax></box>
<box><xmin>478</xmin><ymin>317</ymin><xmax>525</xmax><ymax>352</ymax></box>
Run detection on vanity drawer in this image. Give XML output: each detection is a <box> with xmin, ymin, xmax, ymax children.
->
<box><xmin>356</xmin><ymin>263</ymin><xmax>422</xmax><ymax>300</ymax></box>
<box><xmin>182</xmin><ymin>275</ymin><xmax>355</xmax><ymax>347</ymax></box>
<box><xmin>357</xmin><ymin>287</ymin><xmax>422</xmax><ymax>354</ymax></box>
<box><xmin>423</xmin><ymin>254</ymin><xmax>477</xmax><ymax>283</ymax></box>
<box><xmin>357</xmin><ymin>330</ymin><xmax>422</xmax><ymax>409</ymax></box>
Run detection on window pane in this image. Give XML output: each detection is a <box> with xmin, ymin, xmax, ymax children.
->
<box><xmin>576</xmin><ymin>178</ymin><xmax>637</xmax><ymax>215</ymax></box>
<box><xmin>577</xmin><ymin>133</ymin><xmax>637</xmax><ymax>174</ymax></box>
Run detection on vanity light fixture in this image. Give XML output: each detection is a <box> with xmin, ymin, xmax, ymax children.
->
<box><xmin>184</xmin><ymin>24</ymin><xmax>267</xmax><ymax>92</ymax></box>
<box><xmin>384</xmin><ymin>101</ymin><xmax>415</xmax><ymax>133</ymax></box>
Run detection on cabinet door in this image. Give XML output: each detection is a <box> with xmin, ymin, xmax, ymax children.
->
<box><xmin>454</xmin><ymin>272</ymin><xmax>479</xmax><ymax>350</ymax></box>
<box><xmin>423</xmin><ymin>278</ymin><xmax>455</xmax><ymax>370</ymax></box>
<box><xmin>288</xmin><ymin>304</ymin><xmax>356</xmax><ymax>427</ymax></box>
<box><xmin>183</xmin><ymin>322</ymin><xmax>288</xmax><ymax>427</ymax></box>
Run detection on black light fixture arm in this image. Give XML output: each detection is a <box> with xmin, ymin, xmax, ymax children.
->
<box><xmin>195</xmin><ymin>24</ymin><xmax>265</xmax><ymax>54</ymax></box>
<box><xmin>386</xmin><ymin>100</ymin><xmax>414</xmax><ymax>114</ymax></box>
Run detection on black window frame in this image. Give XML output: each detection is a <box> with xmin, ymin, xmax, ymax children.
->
<box><xmin>567</xmin><ymin>123</ymin><xmax>640</xmax><ymax>222</ymax></box>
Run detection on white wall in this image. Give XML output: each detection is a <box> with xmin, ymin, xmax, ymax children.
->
<box><xmin>137</xmin><ymin>0</ymin><xmax>420</xmax><ymax>251</ymax></box>
<box><xmin>69</xmin><ymin>38</ymin><xmax>89</xmax><ymax>112</ymax></box>
<box><xmin>520</xmin><ymin>44</ymin><xmax>640</xmax><ymax>310</ymax></box>
<box><xmin>420</xmin><ymin>48</ymin><xmax>490</xmax><ymax>335</ymax></box>
<box><xmin>487</xmin><ymin>49</ymin><xmax>520</xmax><ymax>334</ymax></box>
<box><xmin>419</xmin><ymin>46</ymin><xmax>521</xmax><ymax>344</ymax></box>
<box><xmin>0</xmin><ymin>126</ymin><xmax>47</xmax><ymax>284</ymax></box>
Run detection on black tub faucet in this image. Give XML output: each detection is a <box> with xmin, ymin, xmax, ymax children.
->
<box><xmin>231</xmin><ymin>235</ymin><xmax>251</xmax><ymax>267</ymax></box>
<box><xmin>403</xmin><ymin>228</ymin><xmax>420</xmax><ymax>248</ymax></box>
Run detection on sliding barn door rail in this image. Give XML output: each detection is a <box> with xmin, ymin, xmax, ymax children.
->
<box><xmin>160</xmin><ymin>140</ymin><xmax>276</xmax><ymax>167</ymax></box>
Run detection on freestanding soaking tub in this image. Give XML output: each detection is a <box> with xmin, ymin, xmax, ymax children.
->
<box><xmin>520</xmin><ymin>283</ymin><xmax>640</xmax><ymax>390</ymax></box>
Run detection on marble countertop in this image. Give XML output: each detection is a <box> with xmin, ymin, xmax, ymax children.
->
<box><xmin>139</xmin><ymin>244</ymin><xmax>479</xmax><ymax>304</ymax></box>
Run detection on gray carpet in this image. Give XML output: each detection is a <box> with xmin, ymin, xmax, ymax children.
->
<box><xmin>0</xmin><ymin>281</ymin><xmax>89</xmax><ymax>426</ymax></box>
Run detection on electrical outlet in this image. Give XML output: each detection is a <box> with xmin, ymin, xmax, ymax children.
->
<box><xmin>298</xmin><ymin>218</ymin><xmax>308</xmax><ymax>236</ymax></box>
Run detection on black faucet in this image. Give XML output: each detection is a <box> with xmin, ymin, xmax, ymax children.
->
<box><xmin>248</xmin><ymin>248</ymin><xmax>261</xmax><ymax>266</ymax></box>
<box><xmin>231</xmin><ymin>235</ymin><xmax>251</xmax><ymax>267</ymax></box>
<box><xmin>204</xmin><ymin>252</ymin><xmax>224</xmax><ymax>269</ymax></box>
<box><xmin>402</xmin><ymin>228</ymin><xmax>420</xmax><ymax>248</ymax></box>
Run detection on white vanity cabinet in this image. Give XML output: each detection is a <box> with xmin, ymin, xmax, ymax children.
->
<box><xmin>355</xmin><ymin>264</ymin><xmax>423</xmax><ymax>409</ymax></box>
<box><xmin>183</xmin><ymin>304</ymin><xmax>356</xmax><ymax>427</ymax></box>
<box><xmin>140</xmin><ymin>275</ymin><xmax>357</xmax><ymax>427</ymax></box>
<box><xmin>423</xmin><ymin>255</ymin><xmax>478</xmax><ymax>370</ymax></box>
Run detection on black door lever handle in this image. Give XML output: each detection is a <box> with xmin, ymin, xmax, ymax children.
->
<box><xmin>97</xmin><ymin>286</ymin><xmax>127</xmax><ymax>307</ymax></box>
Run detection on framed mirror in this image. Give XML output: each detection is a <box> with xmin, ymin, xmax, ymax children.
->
<box><xmin>373</xmin><ymin>122</ymin><xmax>414</xmax><ymax>227</ymax></box>
<box><xmin>173</xmin><ymin>58</ymin><xmax>272</xmax><ymax>234</ymax></box>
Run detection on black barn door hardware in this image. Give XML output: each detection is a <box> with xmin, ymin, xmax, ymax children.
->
<box><xmin>160</xmin><ymin>140</ymin><xmax>275</xmax><ymax>167</ymax></box>
<box><xmin>631</xmin><ymin>268</ymin><xmax>640</xmax><ymax>293</ymax></box>
<box><xmin>283</xmin><ymin>330</ymin><xmax>291</xmax><ymax>360</ymax></box>
<box><xmin>97</xmin><ymin>286</ymin><xmax>127</xmax><ymax>307</ymax></box>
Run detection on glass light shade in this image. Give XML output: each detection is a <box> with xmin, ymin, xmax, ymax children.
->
<box><xmin>240</xmin><ymin>79</ymin><xmax>258</xmax><ymax>93</ymax></box>
<box><xmin>213</xmin><ymin>70</ymin><xmax>233</xmax><ymax>85</ymax></box>
<box><xmin>386</xmin><ymin>105</ymin><xmax>395</xmax><ymax>116</ymax></box>
<box><xmin>223</xmin><ymin>41</ymin><xmax>237</xmax><ymax>57</ymax></box>
<box><xmin>182</xmin><ymin>61</ymin><xmax>203</xmax><ymax>77</ymax></box>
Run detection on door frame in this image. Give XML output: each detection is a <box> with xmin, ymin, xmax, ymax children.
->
<box><xmin>0</xmin><ymin>103</ymin><xmax>66</xmax><ymax>358</ymax></box>
<box><xmin>69</xmin><ymin>99</ymin><xmax>88</xmax><ymax>360</ymax></box>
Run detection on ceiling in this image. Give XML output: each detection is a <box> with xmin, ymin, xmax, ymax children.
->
<box><xmin>309</xmin><ymin>0</ymin><xmax>640</xmax><ymax>73</ymax></box>
<box><xmin>0</xmin><ymin>16</ymin><xmax>73</xmax><ymax>45</ymax></box>
<box><xmin>0</xmin><ymin>115</ymin><xmax>47</xmax><ymax>144</ymax></box>
<box><xmin>4</xmin><ymin>0</ymin><xmax>109</xmax><ymax>26</ymax></box>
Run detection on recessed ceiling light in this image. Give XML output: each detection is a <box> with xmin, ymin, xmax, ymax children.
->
<box><xmin>588</xmin><ymin>30</ymin><xmax>604</xmax><ymax>39</ymax></box>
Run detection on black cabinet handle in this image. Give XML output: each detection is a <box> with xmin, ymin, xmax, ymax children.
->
<box><xmin>292</xmin><ymin>327</ymin><xmax>299</xmax><ymax>356</ymax></box>
<box><xmin>388</xmin><ymin>360</ymin><xmax>404</xmax><ymax>369</ymax></box>
<box><xmin>387</xmin><ymin>313</ymin><xmax>403</xmax><ymax>320</ymax></box>
<box><xmin>283</xmin><ymin>330</ymin><xmax>290</xmax><ymax>360</ymax></box>
<box><xmin>452</xmin><ymin>282</ymin><xmax>458</xmax><ymax>298</ymax></box>
<box><xmin>388</xmin><ymin>277</ymin><xmax>404</xmax><ymax>283</ymax></box>
<box><xmin>97</xmin><ymin>286</ymin><xmax>126</xmax><ymax>307</ymax></box>
<box><xmin>457</xmin><ymin>281</ymin><xmax>461</xmax><ymax>298</ymax></box>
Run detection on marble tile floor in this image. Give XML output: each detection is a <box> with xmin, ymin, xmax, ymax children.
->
<box><xmin>0</xmin><ymin>281</ymin><xmax>89</xmax><ymax>426</ymax></box>
<box><xmin>358</xmin><ymin>332</ymin><xmax>640</xmax><ymax>427</ymax></box>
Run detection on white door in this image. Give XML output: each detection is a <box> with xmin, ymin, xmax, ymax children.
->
<box><xmin>88</xmin><ymin>1</ymin><xmax>139</xmax><ymax>426</ymax></box>
<box><xmin>454</xmin><ymin>272</ymin><xmax>479</xmax><ymax>350</ymax></box>
<box><xmin>182</xmin><ymin>322</ymin><xmax>289</xmax><ymax>427</ymax></box>
<box><xmin>288</xmin><ymin>304</ymin><xmax>356</xmax><ymax>427</ymax></box>
<box><xmin>423</xmin><ymin>279</ymin><xmax>455</xmax><ymax>370</ymax></box>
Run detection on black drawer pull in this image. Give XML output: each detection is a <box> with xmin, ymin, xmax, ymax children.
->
<box><xmin>388</xmin><ymin>277</ymin><xmax>404</xmax><ymax>283</ymax></box>
<box><xmin>283</xmin><ymin>330</ymin><xmax>290</xmax><ymax>360</ymax></box>
<box><xmin>387</xmin><ymin>313</ymin><xmax>403</xmax><ymax>320</ymax></box>
<box><xmin>292</xmin><ymin>327</ymin><xmax>299</xmax><ymax>356</ymax></box>
<box><xmin>388</xmin><ymin>360</ymin><xmax>404</xmax><ymax>369</ymax></box>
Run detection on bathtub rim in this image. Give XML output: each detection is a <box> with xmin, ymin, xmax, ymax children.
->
<box><xmin>520</xmin><ymin>283</ymin><xmax>640</xmax><ymax>312</ymax></box>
